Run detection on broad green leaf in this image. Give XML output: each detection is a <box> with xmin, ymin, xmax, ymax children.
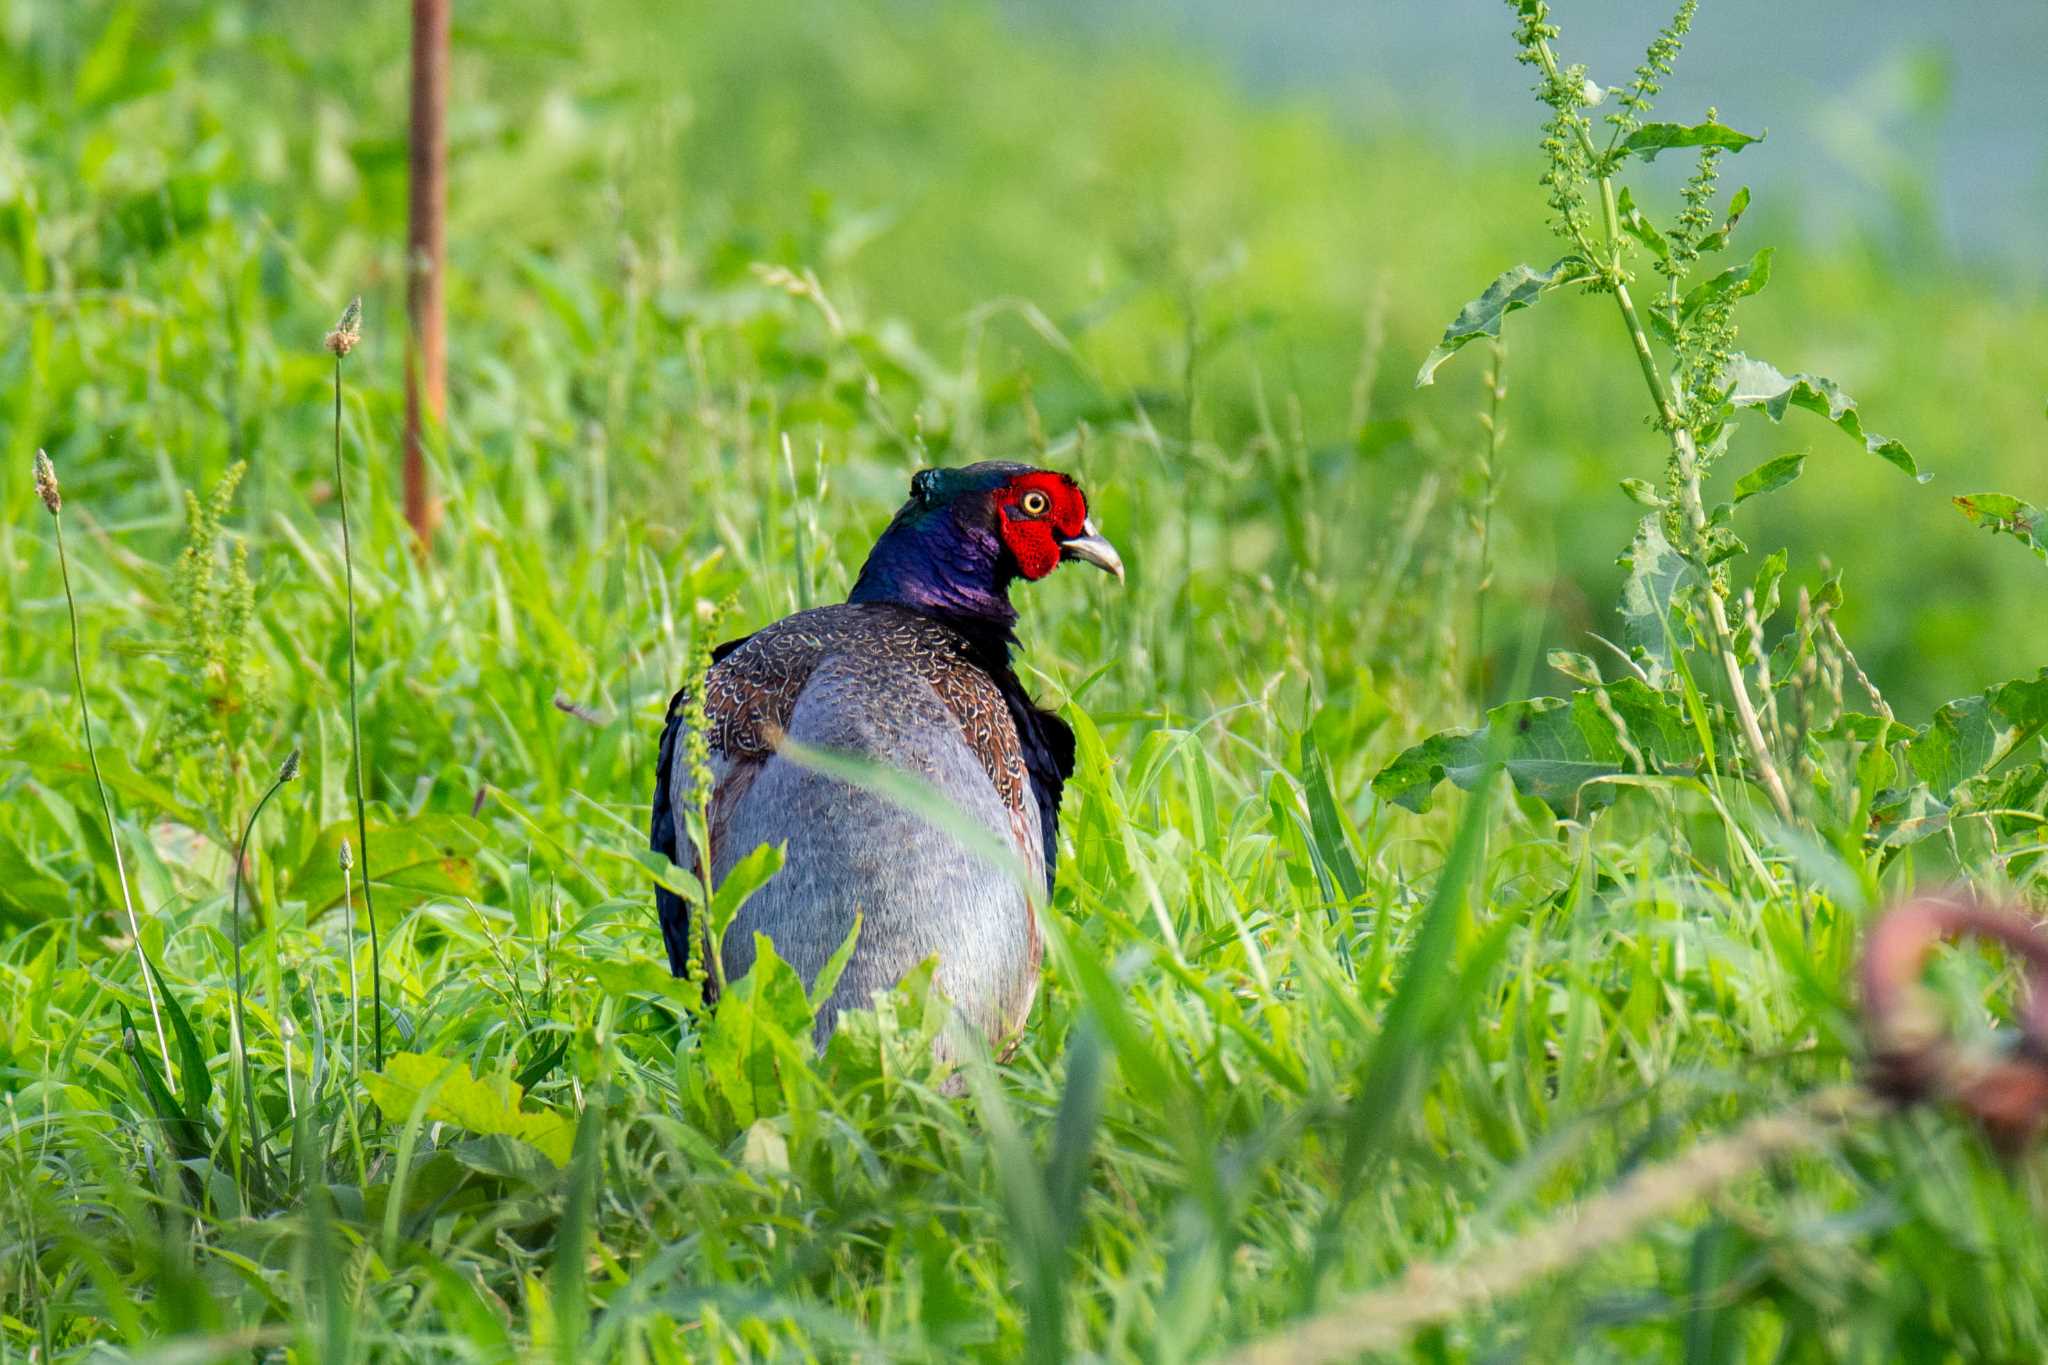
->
<box><xmin>1954</xmin><ymin>491</ymin><xmax>2048</xmax><ymax>564</ymax></box>
<box><xmin>1732</xmin><ymin>452</ymin><xmax>1806</xmax><ymax>504</ymax></box>
<box><xmin>1618</xmin><ymin>516</ymin><xmax>1695</xmax><ymax>683</ymax></box>
<box><xmin>1720</xmin><ymin>354</ymin><xmax>1927</xmax><ymax>481</ymax></box>
<box><xmin>1371</xmin><ymin>680</ymin><xmax>1699</xmax><ymax>814</ymax></box>
<box><xmin>1869</xmin><ymin>784</ymin><xmax>1950</xmax><ymax>849</ymax></box>
<box><xmin>584</xmin><ymin>959</ymin><xmax>696</xmax><ymax>1005</ymax></box>
<box><xmin>1620</xmin><ymin>120</ymin><xmax>1763</xmax><ymax>162</ymax></box>
<box><xmin>362</xmin><ymin>1052</ymin><xmax>576</xmax><ymax>1167</ymax></box>
<box><xmin>1415</xmin><ymin>258</ymin><xmax>1593</xmax><ymax>387</ymax></box>
<box><xmin>1681</xmin><ymin>247</ymin><xmax>1773</xmax><ymax>322</ymax></box>
<box><xmin>699</xmin><ymin>935</ymin><xmax>814</xmax><ymax>1128</ymax></box>
<box><xmin>290</xmin><ymin>815</ymin><xmax>487</xmax><ymax>918</ymax></box>
<box><xmin>1906</xmin><ymin>669</ymin><xmax>2048</xmax><ymax>799</ymax></box>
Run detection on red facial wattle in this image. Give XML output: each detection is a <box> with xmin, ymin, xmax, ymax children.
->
<box><xmin>994</xmin><ymin>472</ymin><xmax>1089</xmax><ymax>581</ymax></box>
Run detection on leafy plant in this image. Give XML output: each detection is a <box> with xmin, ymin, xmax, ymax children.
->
<box><xmin>1385</xmin><ymin>0</ymin><xmax>2043</xmax><ymax>854</ymax></box>
<box><xmin>160</xmin><ymin>459</ymin><xmax>269</xmax><ymax>833</ymax></box>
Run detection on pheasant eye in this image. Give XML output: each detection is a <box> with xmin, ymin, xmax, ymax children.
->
<box><xmin>1018</xmin><ymin>490</ymin><xmax>1051</xmax><ymax>517</ymax></box>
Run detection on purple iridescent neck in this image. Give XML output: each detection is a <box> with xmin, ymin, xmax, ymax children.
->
<box><xmin>848</xmin><ymin>499</ymin><xmax>1019</xmax><ymax>628</ymax></box>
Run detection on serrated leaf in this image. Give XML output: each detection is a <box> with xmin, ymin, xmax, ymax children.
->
<box><xmin>362</xmin><ymin>1052</ymin><xmax>576</xmax><ymax>1167</ymax></box>
<box><xmin>1618</xmin><ymin>516</ymin><xmax>1695</xmax><ymax>684</ymax></box>
<box><xmin>1620</xmin><ymin>120</ymin><xmax>1763</xmax><ymax>162</ymax></box>
<box><xmin>1954</xmin><ymin>492</ymin><xmax>2048</xmax><ymax>564</ymax></box>
<box><xmin>1371</xmin><ymin>680</ymin><xmax>1699</xmax><ymax>814</ymax></box>
<box><xmin>1720</xmin><ymin>354</ymin><xmax>1926</xmax><ymax>481</ymax></box>
<box><xmin>1870</xmin><ymin>784</ymin><xmax>1951</xmax><ymax>848</ymax></box>
<box><xmin>1732</xmin><ymin>452</ymin><xmax>1806</xmax><ymax>504</ymax></box>
<box><xmin>1415</xmin><ymin>258</ymin><xmax>1594</xmax><ymax>387</ymax></box>
<box><xmin>1906</xmin><ymin>669</ymin><xmax>2048</xmax><ymax>799</ymax></box>
<box><xmin>1681</xmin><ymin>247</ymin><xmax>1773</xmax><ymax>322</ymax></box>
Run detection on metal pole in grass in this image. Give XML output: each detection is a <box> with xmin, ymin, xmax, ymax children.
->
<box><xmin>324</xmin><ymin>301</ymin><xmax>384</xmax><ymax>1070</ymax></box>
<box><xmin>404</xmin><ymin>0</ymin><xmax>449</xmax><ymax>550</ymax></box>
<box><xmin>34</xmin><ymin>450</ymin><xmax>174</xmax><ymax>1075</ymax></box>
<box><xmin>230</xmin><ymin>749</ymin><xmax>299</xmax><ymax>1168</ymax></box>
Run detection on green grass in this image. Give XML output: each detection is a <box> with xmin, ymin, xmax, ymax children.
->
<box><xmin>4</xmin><ymin>0</ymin><xmax>2048</xmax><ymax>1359</ymax></box>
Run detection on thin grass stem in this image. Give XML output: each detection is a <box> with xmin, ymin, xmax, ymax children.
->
<box><xmin>40</xmin><ymin>453</ymin><xmax>173</xmax><ymax>1075</ymax></box>
<box><xmin>1471</xmin><ymin>339</ymin><xmax>1506</xmax><ymax>696</ymax></box>
<box><xmin>230</xmin><ymin>752</ymin><xmax>296</xmax><ymax>1176</ymax></box>
<box><xmin>340</xmin><ymin>839</ymin><xmax>361</xmax><ymax>1082</ymax></box>
<box><xmin>327</xmin><ymin>307</ymin><xmax>385</xmax><ymax>1070</ymax></box>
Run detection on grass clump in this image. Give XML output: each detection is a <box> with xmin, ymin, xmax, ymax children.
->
<box><xmin>4</xmin><ymin>1</ymin><xmax>2048</xmax><ymax>1360</ymax></box>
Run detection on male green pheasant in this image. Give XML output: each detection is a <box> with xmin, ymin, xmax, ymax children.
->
<box><xmin>650</xmin><ymin>462</ymin><xmax>1122</xmax><ymax>1048</ymax></box>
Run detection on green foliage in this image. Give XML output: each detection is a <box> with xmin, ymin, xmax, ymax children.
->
<box><xmin>1617</xmin><ymin>119</ymin><xmax>1764</xmax><ymax>161</ymax></box>
<box><xmin>1732</xmin><ymin>451</ymin><xmax>1807</xmax><ymax>504</ymax></box>
<box><xmin>362</xmin><ymin>1052</ymin><xmax>577</xmax><ymax>1166</ymax></box>
<box><xmin>1721</xmin><ymin>354</ymin><xmax>1926</xmax><ymax>480</ymax></box>
<box><xmin>1956</xmin><ymin>491</ymin><xmax>2048</xmax><ymax>564</ymax></box>
<box><xmin>162</xmin><ymin>460</ymin><xmax>268</xmax><ymax>831</ymax></box>
<box><xmin>1373</xmin><ymin>678</ymin><xmax>1696</xmax><ymax>813</ymax></box>
<box><xmin>1415</xmin><ymin>257</ymin><xmax>1593</xmax><ymax>386</ymax></box>
<box><xmin>5</xmin><ymin>0</ymin><xmax>2048</xmax><ymax>1359</ymax></box>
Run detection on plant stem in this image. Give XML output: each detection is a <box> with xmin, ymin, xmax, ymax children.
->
<box><xmin>230</xmin><ymin>767</ymin><xmax>291</xmax><ymax>1171</ymax></box>
<box><xmin>333</xmin><ymin>354</ymin><xmax>385</xmax><ymax>1069</ymax></box>
<box><xmin>53</xmin><ymin>514</ymin><xmax>173</xmax><ymax>1073</ymax></box>
<box><xmin>341</xmin><ymin>850</ymin><xmax>361</xmax><ymax>1080</ymax></box>
<box><xmin>1472</xmin><ymin>340</ymin><xmax>1506</xmax><ymax>696</ymax></box>
<box><xmin>1532</xmin><ymin>34</ymin><xmax>1798</xmax><ymax>827</ymax></box>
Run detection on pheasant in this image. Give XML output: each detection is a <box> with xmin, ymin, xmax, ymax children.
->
<box><xmin>650</xmin><ymin>461</ymin><xmax>1123</xmax><ymax>1049</ymax></box>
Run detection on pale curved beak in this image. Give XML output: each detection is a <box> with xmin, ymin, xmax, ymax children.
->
<box><xmin>1059</xmin><ymin>518</ymin><xmax>1125</xmax><ymax>582</ymax></box>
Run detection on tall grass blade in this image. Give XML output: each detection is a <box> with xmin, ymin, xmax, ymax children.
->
<box><xmin>326</xmin><ymin>304</ymin><xmax>385</xmax><ymax>1069</ymax></box>
<box><xmin>37</xmin><ymin>450</ymin><xmax>173</xmax><ymax>1077</ymax></box>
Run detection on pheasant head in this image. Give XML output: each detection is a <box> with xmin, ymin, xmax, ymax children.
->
<box><xmin>848</xmin><ymin>461</ymin><xmax>1123</xmax><ymax>625</ymax></box>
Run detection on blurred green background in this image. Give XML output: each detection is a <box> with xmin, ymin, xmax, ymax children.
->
<box><xmin>4</xmin><ymin>0</ymin><xmax>2044</xmax><ymax>713</ymax></box>
<box><xmin>7</xmin><ymin>3</ymin><xmax>2048</xmax><ymax>1355</ymax></box>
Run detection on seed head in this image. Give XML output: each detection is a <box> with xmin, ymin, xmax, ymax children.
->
<box><xmin>338</xmin><ymin>837</ymin><xmax>354</xmax><ymax>873</ymax></box>
<box><xmin>325</xmin><ymin>296</ymin><xmax>363</xmax><ymax>357</ymax></box>
<box><xmin>279</xmin><ymin>748</ymin><xmax>302</xmax><ymax>783</ymax></box>
<box><xmin>33</xmin><ymin>449</ymin><xmax>60</xmax><ymax>515</ymax></box>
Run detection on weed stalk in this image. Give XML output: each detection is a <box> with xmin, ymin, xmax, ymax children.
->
<box><xmin>1471</xmin><ymin>339</ymin><xmax>1506</xmax><ymax>696</ymax></box>
<box><xmin>1526</xmin><ymin>31</ymin><xmax>1796</xmax><ymax>825</ymax></box>
<box><xmin>35</xmin><ymin>450</ymin><xmax>174</xmax><ymax>1074</ymax></box>
<box><xmin>326</xmin><ymin>299</ymin><xmax>385</xmax><ymax>1068</ymax></box>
